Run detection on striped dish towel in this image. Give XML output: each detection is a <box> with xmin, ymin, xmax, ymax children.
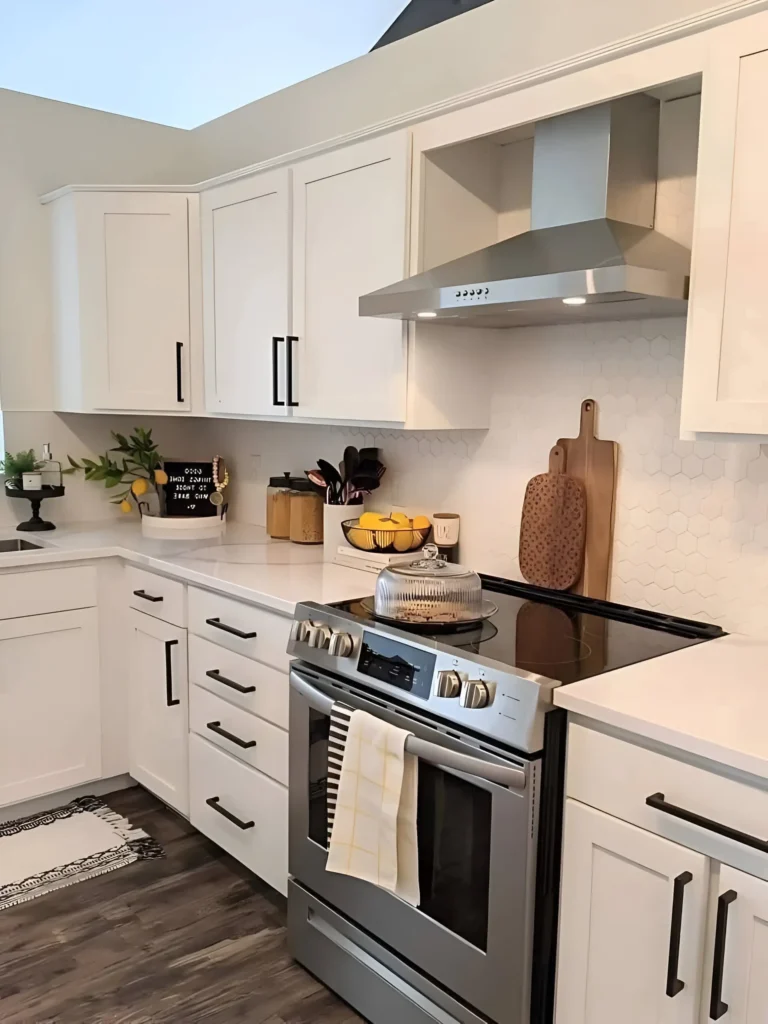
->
<box><xmin>326</xmin><ymin>703</ymin><xmax>419</xmax><ymax>907</ymax></box>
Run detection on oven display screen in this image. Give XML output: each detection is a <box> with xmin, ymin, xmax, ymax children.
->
<box><xmin>357</xmin><ymin>632</ymin><xmax>435</xmax><ymax>698</ymax></box>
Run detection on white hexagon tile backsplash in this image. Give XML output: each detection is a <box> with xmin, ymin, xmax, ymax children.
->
<box><xmin>214</xmin><ymin>314</ymin><xmax>768</xmax><ymax>638</ymax></box>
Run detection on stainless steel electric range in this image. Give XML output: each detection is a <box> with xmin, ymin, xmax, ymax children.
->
<box><xmin>286</xmin><ymin>575</ymin><xmax>724</xmax><ymax>1024</ymax></box>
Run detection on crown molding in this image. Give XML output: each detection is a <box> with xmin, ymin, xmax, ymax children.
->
<box><xmin>40</xmin><ymin>0</ymin><xmax>768</xmax><ymax>203</ymax></box>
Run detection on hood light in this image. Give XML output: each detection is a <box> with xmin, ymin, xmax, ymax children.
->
<box><xmin>563</xmin><ymin>297</ymin><xmax>587</xmax><ymax>306</ymax></box>
<box><xmin>417</xmin><ymin>311</ymin><xmax>437</xmax><ymax>318</ymax></box>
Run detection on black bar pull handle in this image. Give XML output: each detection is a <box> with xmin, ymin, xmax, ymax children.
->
<box><xmin>165</xmin><ymin>639</ymin><xmax>180</xmax><ymax>706</ymax></box>
<box><xmin>176</xmin><ymin>342</ymin><xmax>184</xmax><ymax>403</ymax></box>
<box><xmin>206</xmin><ymin>720</ymin><xmax>256</xmax><ymax>749</ymax></box>
<box><xmin>710</xmin><ymin>890</ymin><xmax>737</xmax><ymax>1019</ymax></box>
<box><xmin>666</xmin><ymin>871</ymin><xmax>693</xmax><ymax>997</ymax></box>
<box><xmin>206</xmin><ymin>669</ymin><xmax>255</xmax><ymax>694</ymax></box>
<box><xmin>272</xmin><ymin>337</ymin><xmax>285</xmax><ymax>406</ymax></box>
<box><xmin>646</xmin><ymin>793</ymin><xmax>768</xmax><ymax>854</ymax></box>
<box><xmin>206</xmin><ymin>796</ymin><xmax>254</xmax><ymax>830</ymax></box>
<box><xmin>133</xmin><ymin>588</ymin><xmax>163</xmax><ymax>603</ymax></box>
<box><xmin>286</xmin><ymin>335</ymin><xmax>299</xmax><ymax>407</ymax></box>
<box><xmin>205</xmin><ymin>617</ymin><xmax>257</xmax><ymax>640</ymax></box>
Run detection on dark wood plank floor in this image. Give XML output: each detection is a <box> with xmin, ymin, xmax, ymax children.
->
<box><xmin>0</xmin><ymin>787</ymin><xmax>364</xmax><ymax>1024</ymax></box>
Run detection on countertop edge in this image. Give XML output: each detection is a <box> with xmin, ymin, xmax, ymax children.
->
<box><xmin>555</xmin><ymin>681</ymin><xmax>768</xmax><ymax>782</ymax></box>
<box><xmin>0</xmin><ymin>538</ymin><xmax>322</xmax><ymax>616</ymax></box>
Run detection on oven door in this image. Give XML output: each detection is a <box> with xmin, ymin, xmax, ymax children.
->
<box><xmin>289</xmin><ymin>665</ymin><xmax>539</xmax><ymax>1024</ymax></box>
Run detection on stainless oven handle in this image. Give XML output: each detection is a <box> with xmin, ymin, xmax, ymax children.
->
<box><xmin>290</xmin><ymin>669</ymin><xmax>526</xmax><ymax>791</ymax></box>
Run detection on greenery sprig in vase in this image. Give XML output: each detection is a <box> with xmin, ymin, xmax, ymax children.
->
<box><xmin>66</xmin><ymin>427</ymin><xmax>168</xmax><ymax>514</ymax></box>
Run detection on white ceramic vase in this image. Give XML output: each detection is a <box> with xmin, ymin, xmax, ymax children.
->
<box><xmin>324</xmin><ymin>503</ymin><xmax>354</xmax><ymax>562</ymax></box>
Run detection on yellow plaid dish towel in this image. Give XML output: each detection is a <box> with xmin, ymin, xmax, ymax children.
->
<box><xmin>326</xmin><ymin>708</ymin><xmax>419</xmax><ymax>906</ymax></box>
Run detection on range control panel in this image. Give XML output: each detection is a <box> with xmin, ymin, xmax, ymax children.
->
<box><xmin>287</xmin><ymin>602</ymin><xmax>556</xmax><ymax>753</ymax></box>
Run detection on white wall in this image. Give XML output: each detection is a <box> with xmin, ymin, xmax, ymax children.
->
<box><xmin>0</xmin><ymin>88</ymin><xmax>196</xmax><ymax>525</ymax></box>
<box><xmin>189</xmin><ymin>0</ymin><xmax>758</xmax><ymax>179</ymax></box>
<box><xmin>0</xmin><ymin>88</ymin><xmax>192</xmax><ymax>415</ymax></box>
<box><xmin>198</xmin><ymin>94</ymin><xmax>768</xmax><ymax>639</ymax></box>
<box><xmin>0</xmin><ymin>413</ymin><xmax>213</xmax><ymax>530</ymax></box>
<box><xmin>207</xmin><ymin>318</ymin><xmax>768</xmax><ymax>637</ymax></box>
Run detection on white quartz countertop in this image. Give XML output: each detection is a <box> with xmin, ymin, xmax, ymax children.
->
<box><xmin>0</xmin><ymin>521</ymin><xmax>371</xmax><ymax>615</ymax></box>
<box><xmin>554</xmin><ymin>633</ymin><xmax>768</xmax><ymax>780</ymax></box>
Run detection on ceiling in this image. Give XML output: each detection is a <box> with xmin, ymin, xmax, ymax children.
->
<box><xmin>0</xmin><ymin>0</ymin><xmax>410</xmax><ymax>129</ymax></box>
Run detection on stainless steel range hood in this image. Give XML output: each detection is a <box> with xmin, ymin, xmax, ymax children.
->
<box><xmin>360</xmin><ymin>95</ymin><xmax>690</xmax><ymax>328</ymax></box>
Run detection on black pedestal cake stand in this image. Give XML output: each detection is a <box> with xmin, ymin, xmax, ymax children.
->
<box><xmin>4</xmin><ymin>485</ymin><xmax>65</xmax><ymax>531</ymax></box>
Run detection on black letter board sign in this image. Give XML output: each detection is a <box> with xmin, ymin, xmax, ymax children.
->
<box><xmin>163</xmin><ymin>461</ymin><xmax>217</xmax><ymax>517</ymax></box>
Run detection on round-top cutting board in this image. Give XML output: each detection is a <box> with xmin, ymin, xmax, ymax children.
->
<box><xmin>518</xmin><ymin>445</ymin><xmax>587</xmax><ymax>591</ymax></box>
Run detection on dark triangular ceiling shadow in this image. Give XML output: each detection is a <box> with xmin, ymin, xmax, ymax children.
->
<box><xmin>372</xmin><ymin>0</ymin><xmax>495</xmax><ymax>50</ymax></box>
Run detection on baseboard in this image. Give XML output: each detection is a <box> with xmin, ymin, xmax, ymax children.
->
<box><xmin>0</xmin><ymin>774</ymin><xmax>136</xmax><ymax>825</ymax></box>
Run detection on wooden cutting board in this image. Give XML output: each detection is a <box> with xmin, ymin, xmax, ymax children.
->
<box><xmin>518</xmin><ymin>445</ymin><xmax>587</xmax><ymax>590</ymax></box>
<box><xmin>558</xmin><ymin>399</ymin><xmax>618</xmax><ymax>600</ymax></box>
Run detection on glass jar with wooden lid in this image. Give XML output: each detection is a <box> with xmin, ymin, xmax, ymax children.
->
<box><xmin>289</xmin><ymin>480</ymin><xmax>324</xmax><ymax>544</ymax></box>
<box><xmin>266</xmin><ymin>472</ymin><xmax>294</xmax><ymax>539</ymax></box>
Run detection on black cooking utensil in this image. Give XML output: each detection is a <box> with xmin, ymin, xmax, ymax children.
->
<box><xmin>343</xmin><ymin>446</ymin><xmax>360</xmax><ymax>485</ymax></box>
<box><xmin>318</xmin><ymin>459</ymin><xmax>343</xmax><ymax>504</ymax></box>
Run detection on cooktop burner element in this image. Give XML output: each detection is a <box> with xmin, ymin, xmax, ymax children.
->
<box><xmin>289</xmin><ymin>575</ymin><xmax>725</xmax><ymax>754</ymax></box>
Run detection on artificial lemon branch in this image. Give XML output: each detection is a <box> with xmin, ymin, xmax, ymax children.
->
<box><xmin>65</xmin><ymin>427</ymin><xmax>168</xmax><ymax>514</ymax></box>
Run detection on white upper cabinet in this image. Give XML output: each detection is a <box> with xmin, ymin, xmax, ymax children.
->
<box><xmin>291</xmin><ymin>134</ymin><xmax>409</xmax><ymax>423</ymax></box>
<box><xmin>682</xmin><ymin>44</ymin><xmax>768</xmax><ymax>434</ymax></box>
<box><xmin>49</xmin><ymin>190</ymin><xmax>194</xmax><ymax>414</ymax></box>
<box><xmin>556</xmin><ymin>800</ymin><xmax>708</xmax><ymax>1024</ymax></box>
<box><xmin>201</xmin><ymin>171</ymin><xmax>291</xmax><ymax>416</ymax></box>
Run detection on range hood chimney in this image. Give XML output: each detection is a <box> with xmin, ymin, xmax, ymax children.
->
<box><xmin>360</xmin><ymin>95</ymin><xmax>690</xmax><ymax>328</ymax></box>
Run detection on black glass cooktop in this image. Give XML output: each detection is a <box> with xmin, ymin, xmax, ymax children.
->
<box><xmin>333</xmin><ymin>575</ymin><xmax>725</xmax><ymax>686</ymax></box>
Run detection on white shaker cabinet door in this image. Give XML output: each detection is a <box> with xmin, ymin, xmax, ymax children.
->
<box><xmin>555</xmin><ymin>800</ymin><xmax>707</xmax><ymax>1024</ymax></box>
<box><xmin>202</xmin><ymin>170</ymin><xmax>292</xmax><ymax>416</ymax></box>
<box><xmin>709</xmin><ymin>865</ymin><xmax>768</xmax><ymax>1023</ymax></box>
<box><xmin>682</xmin><ymin>45</ymin><xmax>768</xmax><ymax>434</ymax></box>
<box><xmin>291</xmin><ymin>133</ymin><xmax>410</xmax><ymax>423</ymax></box>
<box><xmin>76</xmin><ymin>192</ymin><xmax>192</xmax><ymax>412</ymax></box>
<box><xmin>0</xmin><ymin>610</ymin><xmax>101</xmax><ymax>807</ymax></box>
<box><xmin>128</xmin><ymin>610</ymin><xmax>189</xmax><ymax>816</ymax></box>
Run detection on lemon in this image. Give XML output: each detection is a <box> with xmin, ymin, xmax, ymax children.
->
<box><xmin>390</xmin><ymin>512</ymin><xmax>410</xmax><ymax>527</ymax></box>
<box><xmin>358</xmin><ymin>512</ymin><xmax>382</xmax><ymax>530</ymax></box>
<box><xmin>120</xmin><ymin>499</ymin><xmax>132</xmax><ymax>514</ymax></box>
<box><xmin>412</xmin><ymin>515</ymin><xmax>431</xmax><ymax>530</ymax></box>
<box><xmin>131</xmin><ymin>478</ymin><xmax>148</xmax><ymax>497</ymax></box>
<box><xmin>347</xmin><ymin>527</ymin><xmax>376</xmax><ymax>551</ymax></box>
<box><xmin>393</xmin><ymin>529</ymin><xmax>414</xmax><ymax>552</ymax></box>
<box><xmin>154</xmin><ymin>469</ymin><xmax>168</xmax><ymax>485</ymax></box>
<box><xmin>375</xmin><ymin>530</ymin><xmax>396</xmax><ymax>549</ymax></box>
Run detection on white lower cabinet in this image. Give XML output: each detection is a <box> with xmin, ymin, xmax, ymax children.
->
<box><xmin>556</xmin><ymin>800</ymin><xmax>707</xmax><ymax>1024</ymax></box>
<box><xmin>715</xmin><ymin>865</ymin><xmax>768</xmax><ymax>1023</ymax></box>
<box><xmin>0</xmin><ymin>609</ymin><xmax>101</xmax><ymax>806</ymax></box>
<box><xmin>189</xmin><ymin>733</ymin><xmax>288</xmax><ymax>896</ymax></box>
<box><xmin>561</xmin><ymin>794</ymin><xmax>768</xmax><ymax>1019</ymax></box>
<box><xmin>128</xmin><ymin>609</ymin><xmax>189</xmax><ymax>815</ymax></box>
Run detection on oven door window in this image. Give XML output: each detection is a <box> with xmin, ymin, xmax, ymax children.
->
<box><xmin>307</xmin><ymin>708</ymin><xmax>492</xmax><ymax>951</ymax></box>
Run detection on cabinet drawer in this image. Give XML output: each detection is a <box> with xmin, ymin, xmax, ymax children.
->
<box><xmin>567</xmin><ymin>724</ymin><xmax>768</xmax><ymax>870</ymax></box>
<box><xmin>189</xmin><ymin>733</ymin><xmax>288</xmax><ymax>895</ymax></box>
<box><xmin>0</xmin><ymin>566</ymin><xmax>96</xmax><ymax>619</ymax></box>
<box><xmin>190</xmin><ymin>685</ymin><xmax>288</xmax><ymax>785</ymax></box>
<box><xmin>189</xmin><ymin>635</ymin><xmax>288</xmax><ymax>729</ymax></box>
<box><xmin>126</xmin><ymin>567</ymin><xmax>186</xmax><ymax>627</ymax></box>
<box><xmin>188</xmin><ymin>587</ymin><xmax>291</xmax><ymax>670</ymax></box>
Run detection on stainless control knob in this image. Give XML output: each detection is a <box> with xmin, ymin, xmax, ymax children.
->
<box><xmin>306</xmin><ymin>624</ymin><xmax>332</xmax><ymax>650</ymax></box>
<box><xmin>290</xmin><ymin>619</ymin><xmax>312</xmax><ymax>643</ymax></box>
<box><xmin>434</xmin><ymin>670</ymin><xmax>462</xmax><ymax>699</ymax></box>
<box><xmin>328</xmin><ymin>631</ymin><xmax>354</xmax><ymax>658</ymax></box>
<box><xmin>460</xmin><ymin>680</ymin><xmax>492</xmax><ymax>709</ymax></box>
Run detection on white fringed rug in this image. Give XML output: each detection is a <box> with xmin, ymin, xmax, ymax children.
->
<box><xmin>0</xmin><ymin>795</ymin><xmax>164</xmax><ymax>911</ymax></box>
